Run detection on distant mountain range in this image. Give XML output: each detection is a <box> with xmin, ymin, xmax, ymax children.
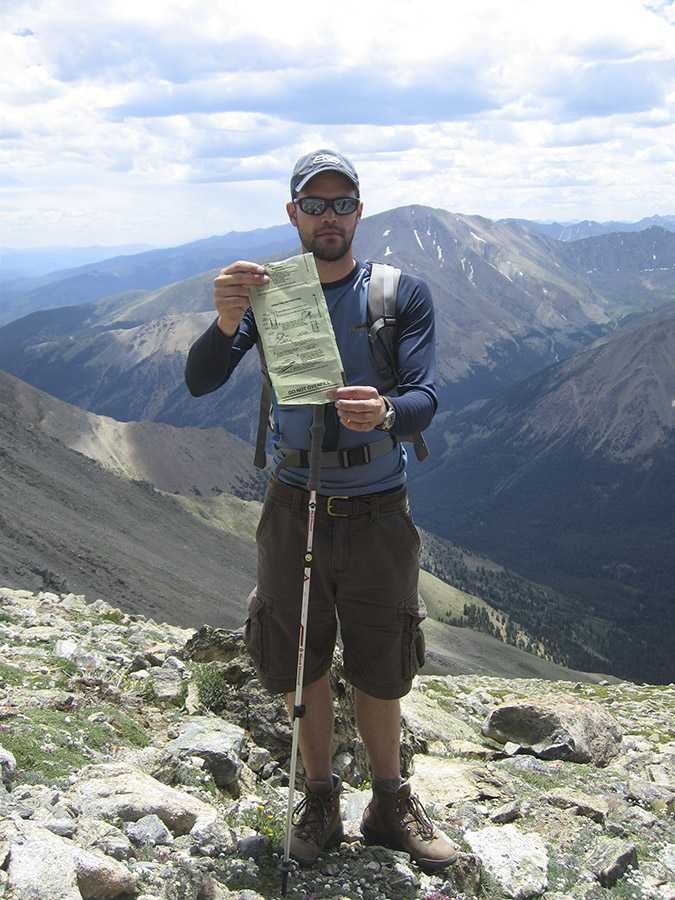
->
<box><xmin>0</xmin><ymin>225</ymin><xmax>298</xmax><ymax>327</ymax></box>
<box><xmin>5</xmin><ymin>209</ymin><xmax>673</xmax><ymax>434</ymax></box>
<box><xmin>2</xmin><ymin>214</ymin><xmax>673</xmax><ymax>327</ymax></box>
<box><xmin>0</xmin><ymin>243</ymin><xmax>156</xmax><ymax>280</ymax></box>
<box><xmin>1</xmin><ymin>207</ymin><xmax>673</xmax><ymax>682</ymax></box>
<box><xmin>499</xmin><ymin>214</ymin><xmax>675</xmax><ymax>241</ymax></box>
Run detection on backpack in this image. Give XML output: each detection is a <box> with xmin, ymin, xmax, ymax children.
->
<box><xmin>253</xmin><ymin>262</ymin><xmax>429</xmax><ymax>470</ymax></box>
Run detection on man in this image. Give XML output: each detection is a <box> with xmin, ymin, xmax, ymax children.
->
<box><xmin>185</xmin><ymin>149</ymin><xmax>457</xmax><ymax>873</ymax></box>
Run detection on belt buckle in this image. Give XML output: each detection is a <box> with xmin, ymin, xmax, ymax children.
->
<box><xmin>326</xmin><ymin>496</ymin><xmax>349</xmax><ymax>517</ymax></box>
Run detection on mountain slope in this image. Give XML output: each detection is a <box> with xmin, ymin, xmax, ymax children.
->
<box><xmin>0</xmin><ymin>369</ymin><xmax>266</xmax><ymax>500</ymax></box>
<box><xmin>0</xmin><ymin>382</ymin><xmax>258</xmax><ymax>629</ymax></box>
<box><xmin>413</xmin><ymin>303</ymin><xmax>675</xmax><ymax>683</ymax></box>
<box><xmin>558</xmin><ymin>226</ymin><xmax>675</xmax><ymax>315</ymax></box>
<box><xmin>355</xmin><ymin>207</ymin><xmax>611</xmax><ymax>392</ymax></box>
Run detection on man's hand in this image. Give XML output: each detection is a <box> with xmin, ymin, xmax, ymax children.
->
<box><xmin>326</xmin><ymin>386</ymin><xmax>387</xmax><ymax>431</ymax></box>
<box><xmin>213</xmin><ymin>261</ymin><xmax>269</xmax><ymax>337</ymax></box>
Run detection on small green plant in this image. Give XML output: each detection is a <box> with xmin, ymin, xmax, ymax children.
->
<box><xmin>99</xmin><ymin>608</ymin><xmax>126</xmax><ymax>625</ymax></box>
<box><xmin>236</xmin><ymin>802</ymin><xmax>286</xmax><ymax>847</ymax></box>
<box><xmin>478</xmin><ymin>868</ymin><xmax>509</xmax><ymax>898</ymax></box>
<box><xmin>138</xmin><ymin>675</ymin><xmax>157</xmax><ymax>702</ymax></box>
<box><xmin>218</xmin><ymin>801</ymin><xmax>298</xmax><ymax>898</ymax></box>
<box><xmin>179</xmin><ymin>762</ymin><xmax>218</xmax><ymax>797</ymax></box>
<box><xmin>193</xmin><ymin>664</ymin><xmax>230</xmax><ymax>712</ymax></box>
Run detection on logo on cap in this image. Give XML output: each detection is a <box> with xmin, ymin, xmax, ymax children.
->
<box><xmin>311</xmin><ymin>154</ymin><xmax>341</xmax><ymax>166</ymax></box>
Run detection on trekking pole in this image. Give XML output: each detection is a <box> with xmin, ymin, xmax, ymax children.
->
<box><xmin>279</xmin><ymin>404</ymin><xmax>326</xmax><ymax>896</ymax></box>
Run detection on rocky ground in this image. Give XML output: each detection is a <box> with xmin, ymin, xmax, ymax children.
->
<box><xmin>0</xmin><ymin>586</ymin><xmax>674</xmax><ymax>900</ymax></box>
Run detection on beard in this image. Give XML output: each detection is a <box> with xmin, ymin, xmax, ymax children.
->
<box><xmin>296</xmin><ymin>220</ymin><xmax>356</xmax><ymax>262</ymax></box>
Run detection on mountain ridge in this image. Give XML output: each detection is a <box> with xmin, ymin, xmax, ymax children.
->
<box><xmin>5</xmin><ymin>208</ymin><xmax>673</xmax><ymax>441</ymax></box>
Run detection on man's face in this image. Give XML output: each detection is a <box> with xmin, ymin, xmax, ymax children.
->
<box><xmin>287</xmin><ymin>171</ymin><xmax>362</xmax><ymax>263</ymax></box>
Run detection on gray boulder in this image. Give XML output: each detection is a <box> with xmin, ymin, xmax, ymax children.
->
<box><xmin>1</xmin><ymin>819</ymin><xmax>136</xmax><ymax>900</ymax></box>
<box><xmin>543</xmin><ymin>787</ymin><xmax>609</xmax><ymax>823</ymax></box>
<box><xmin>125</xmin><ymin>813</ymin><xmax>173</xmax><ymax>847</ymax></box>
<box><xmin>69</xmin><ymin>762</ymin><xmax>217</xmax><ymax>834</ymax></box>
<box><xmin>189</xmin><ymin>815</ymin><xmax>236</xmax><ymax>858</ymax></box>
<box><xmin>482</xmin><ymin>695</ymin><xmax>622</xmax><ymax>766</ymax></box>
<box><xmin>585</xmin><ymin>837</ymin><xmax>638</xmax><ymax>887</ymax></box>
<box><xmin>149</xmin><ymin>663</ymin><xmax>184</xmax><ymax>701</ymax></box>
<box><xmin>465</xmin><ymin>823</ymin><xmax>548</xmax><ymax>899</ymax></box>
<box><xmin>77</xmin><ymin>817</ymin><xmax>136</xmax><ymax>861</ymax></box>
<box><xmin>409</xmin><ymin>754</ymin><xmax>510</xmax><ymax>805</ymax></box>
<box><xmin>166</xmin><ymin>715</ymin><xmax>246</xmax><ymax>788</ymax></box>
<box><xmin>0</xmin><ymin>744</ymin><xmax>17</xmax><ymax>786</ymax></box>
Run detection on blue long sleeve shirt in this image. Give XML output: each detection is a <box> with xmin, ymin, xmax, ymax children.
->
<box><xmin>185</xmin><ymin>260</ymin><xmax>437</xmax><ymax>495</ymax></box>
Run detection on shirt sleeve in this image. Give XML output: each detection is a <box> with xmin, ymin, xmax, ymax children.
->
<box><xmin>386</xmin><ymin>273</ymin><xmax>437</xmax><ymax>437</ymax></box>
<box><xmin>184</xmin><ymin>309</ymin><xmax>258</xmax><ymax>396</ymax></box>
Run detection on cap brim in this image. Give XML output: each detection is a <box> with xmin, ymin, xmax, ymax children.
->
<box><xmin>294</xmin><ymin>167</ymin><xmax>359</xmax><ymax>195</ymax></box>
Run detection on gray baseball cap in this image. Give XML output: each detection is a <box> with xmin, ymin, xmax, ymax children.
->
<box><xmin>290</xmin><ymin>149</ymin><xmax>360</xmax><ymax>197</ymax></box>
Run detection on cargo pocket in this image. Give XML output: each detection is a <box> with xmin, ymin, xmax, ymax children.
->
<box><xmin>403</xmin><ymin>592</ymin><xmax>426</xmax><ymax>680</ymax></box>
<box><xmin>244</xmin><ymin>588</ymin><xmax>267</xmax><ymax>675</ymax></box>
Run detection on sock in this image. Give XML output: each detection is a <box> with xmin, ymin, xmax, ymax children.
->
<box><xmin>306</xmin><ymin>776</ymin><xmax>334</xmax><ymax>794</ymax></box>
<box><xmin>373</xmin><ymin>776</ymin><xmax>403</xmax><ymax>795</ymax></box>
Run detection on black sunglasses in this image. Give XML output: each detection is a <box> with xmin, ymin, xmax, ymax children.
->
<box><xmin>294</xmin><ymin>197</ymin><xmax>360</xmax><ymax>215</ymax></box>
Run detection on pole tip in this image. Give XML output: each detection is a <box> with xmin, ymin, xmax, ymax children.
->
<box><xmin>278</xmin><ymin>858</ymin><xmax>295</xmax><ymax>895</ymax></box>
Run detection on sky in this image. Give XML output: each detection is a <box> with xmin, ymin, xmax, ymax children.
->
<box><xmin>2</xmin><ymin>0</ymin><xmax>675</xmax><ymax>250</ymax></box>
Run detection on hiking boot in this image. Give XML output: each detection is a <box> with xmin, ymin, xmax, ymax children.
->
<box><xmin>360</xmin><ymin>782</ymin><xmax>458</xmax><ymax>873</ymax></box>
<box><xmin>289</xmin><ymin>775</ymin><xmax>343</xmax><ymax>866</ymax></box>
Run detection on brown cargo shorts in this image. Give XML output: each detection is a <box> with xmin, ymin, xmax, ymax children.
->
<box><xmin>244</xmin><ymin>478</ymin><xmax>426</xmax><ymax>700</ymax></box>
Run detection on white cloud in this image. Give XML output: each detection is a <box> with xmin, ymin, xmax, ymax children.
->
<box><xmin>1</xmin><ymin>0</ymin><xmax>674</xmax><ymax>247</ymax></box>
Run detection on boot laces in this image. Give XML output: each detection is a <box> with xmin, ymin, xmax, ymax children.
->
<box><xmin>399</xmin><ymin>792</ymin><xmax>436</xmax><ymax>841</ymax></box>
<box><xmin>293</xmin><ymin>791</ymin><xmax>331</xmax><ymax>842</ymax></box>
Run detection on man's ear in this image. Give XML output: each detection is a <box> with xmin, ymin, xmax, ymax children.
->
<box><xmin>287</xmin><ymin>201</ymin><xmax>298</xmax><ymax>227</ymax></box>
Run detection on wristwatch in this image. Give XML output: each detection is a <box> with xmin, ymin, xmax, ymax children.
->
<box><xmin>376</xmin><ymin>397</ymin><xmax>396</xmax><ymax>431</ymax></box>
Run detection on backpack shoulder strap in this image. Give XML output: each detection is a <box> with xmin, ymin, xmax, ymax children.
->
<box><xmin>367</xmin><ymin>262</ymin><xmax>401</xmax><ymax>380</ymax></box>
<box><xmin>367</xmin><ymin>262</ymin><xmax>429</xmax><ymax>462</ymax></box>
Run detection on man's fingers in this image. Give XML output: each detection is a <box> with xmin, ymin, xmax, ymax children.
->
<box><xmin>214</xmin><ymin>261</ymin><xmax>269</xmax><ymax>299</ymax></box>
<box><xmin>214</xmin><ymin>271</ymin><xmax>268</xmax><ymax>287</ymax></box>
<box><xmin>327</xmin><ymin>386</ymin><xmax>378</xmax><ymax>402</ymax></box>
<box><xmin>216</xmin><ymin>260</ymin><xmax>269</xmax><ymax>282</ymax></box>
<box><xmin>213</xmin><ymin>261</ymin><xmax>269</xmax><ymax>337</ymax></box>
<box><xmin>332</xmin><ymin>393</ymin><xmax>387</xmax><ymax>431</ymax></box>
<box><xmin>213</xmin><ymin>261</ymin><xmax>266</xmax><ymax>336</ymax></box>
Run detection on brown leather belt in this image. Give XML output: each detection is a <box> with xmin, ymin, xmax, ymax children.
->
<box><xmin>269</xmin><ymin>478</ymin><xmax>407</xmax><ymax>518</ymax></box>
